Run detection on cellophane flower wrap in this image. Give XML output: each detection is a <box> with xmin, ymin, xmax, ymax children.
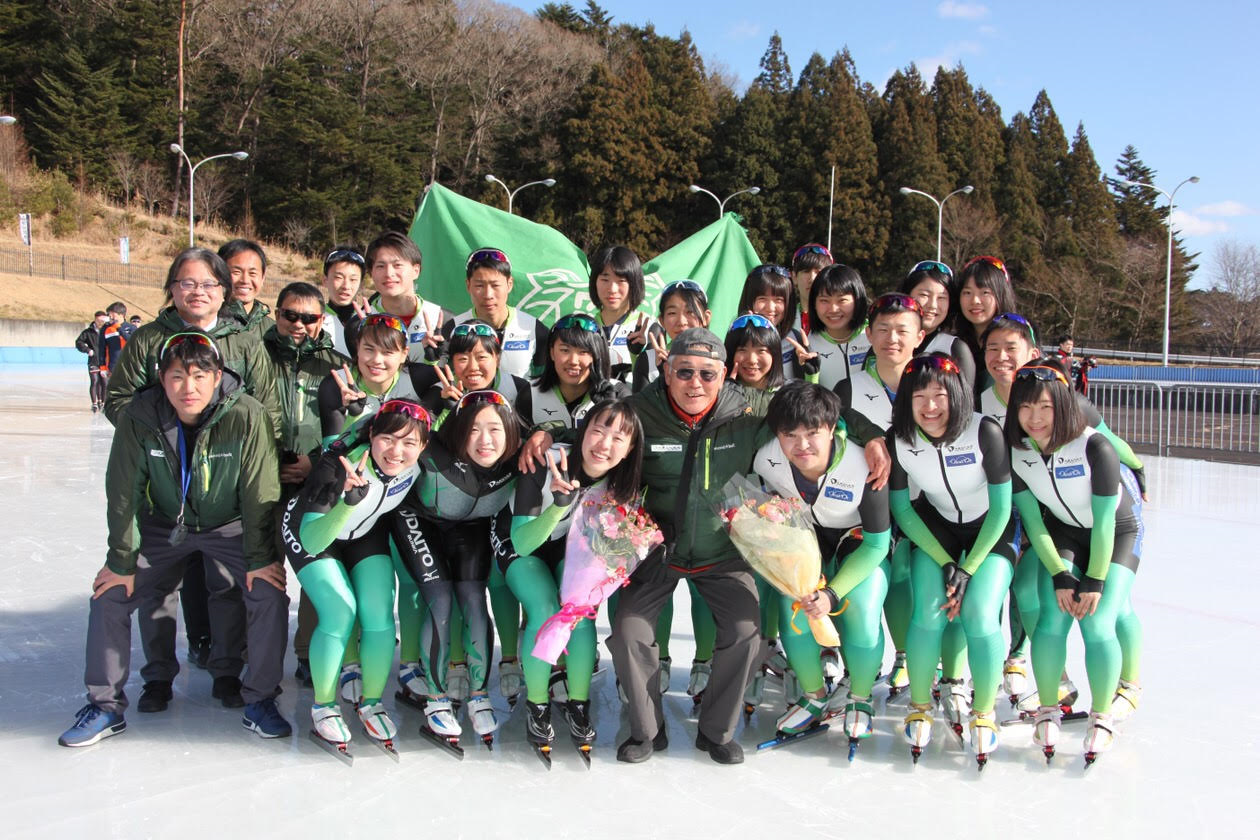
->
<box><xmin>717</xmin><ymin>474</ymin><xmax>840</xmax><ymax>648</ymax></box>
<box><xmin>532</xmin><ymin>488</ymin><xmax>664</xmax><ymax>665</ymax></box>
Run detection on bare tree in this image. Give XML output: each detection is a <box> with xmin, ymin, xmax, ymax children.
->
<box><xmin>282</xmin><ymin>217</ymin><xmax>312</xmax><ymax>252</ymax></box>
<box><xmin>1195</xmin><ymin>241</ymin><xmax>1260</xmax><ymax>355</ymax></box>
<box><xmin>108</xmin><ymin>149</ymin><xmax>140</xmax><ymax>205</ymax></box>
<box><xmin>942</xmin><ymin>199</ymin><xmax>1001</xmax><ymax>269</ymax></box>
<box><xmin>193</xmin><ymin>167</ymin><xmax>236</xmax><ymax>225</ymax></box>
<box><xmin>134</xmin><ymin>161</ymin><xmax>169</xmax><ymax>216</ymax></box>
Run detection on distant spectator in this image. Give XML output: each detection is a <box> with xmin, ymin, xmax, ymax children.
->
<box><xmin>129</xmin><ymin>315</ymin><xmax>142</xmax><ymax>329</ymax></box>
<box><xmin>99</xmin><ymin>302</ymin><xmax>129</xmax><ymax>373</ymax></box>
<box><xmin>75</xmin><ymin>311</ymin><xmax>109</xmax><ymax>412</ymax></box>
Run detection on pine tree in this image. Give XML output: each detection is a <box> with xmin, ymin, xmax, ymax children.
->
<box><xmin>994</xmin><ymin>113</ymin><xmax>1044</xmax><ymax>280</ymax></box>
<box><xmin>31</xmin><ymin>46</ymin><xmax>128</xmax><ymax>189</ymax></box>
<box><xmin>754</xmin><ymin>33</ymin><xmax>793</xmax><ymax>95</ymax></box>
<box><xmin>1109</xmin><ymin>145</ymin><xmax>1165</xmax><ymax>238</ymax></box>
<box><xmin>1027</xmin><ymin>90</ymin><xmax>1070</xmax><ymax>216</ymax></box>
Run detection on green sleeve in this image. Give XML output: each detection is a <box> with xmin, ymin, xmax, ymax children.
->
<box><xmin>803</xmin><ymin>370</ymin><xmax>820</xmax><ymax>385</ymax></box>
<box><xmin>961</xmin><ymin>480</ymin><xmax>1012</xmax><ymax>575</ymax></box>
<box><xmin>827</xmin><ymin>527</ymin><xmax>891</xmax><ymax>601</ymax></box>
<box><xmin>510</xmin><ymin>504</ymin><xmax>570</xmax><ymax>558</ymax></box>
<box><xmin>104</xmin><ymin>413</ymin><xmax>150</xmax><ymax>575</ymax></box>
<box><xmin>102</xmin><ymin>332</ymin><xmax>156</xmax><ymax>425</ymax></box>
<box><xmin>890</xmin><ymin>487</ymin><xmax>953</xmax><ymax>567</ymax></box>
<box><xmin>1012</xmin><ymin>489</ymin><xmax>1069</xmax><ymax>575</ymax></box>
<box><xmin>841</xmin><ymin>408</ymin><xmax>882</xmax><ymax>447</ymax></box>
<box><xmin>1093</xmin><ymin>420</ymin><xmax>1143</xmax><ymax>472</ymax></box>
<box><xmin>1086</xmin><ymin>493</ymin><xmax>1119</xmax><ymax>582</ymax></box>
<box><xmin>239</xmin><ymin>401</ymin><xmax>281</xmax><ymax>570</ymax></box>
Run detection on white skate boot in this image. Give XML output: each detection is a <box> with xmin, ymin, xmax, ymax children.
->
<box><xmin>904</xmin><ymin>702</ymin><xmax>933</xmax><ymax>763</ymax></box>
<box><xmin>338</xmin><ymin>663</ymin><xmax>363</xmax><ymax>704</ymax></box>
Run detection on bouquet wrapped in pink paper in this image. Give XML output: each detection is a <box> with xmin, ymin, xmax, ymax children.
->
<box><xmin>532</xmin><ymin>488</ymin><xmax>664</xmax><ymax>665</ymax></box>
<box><xmin>718</xmin><ymin>474</ymin><xmax>842</xmax><ymax>648</ymax></box>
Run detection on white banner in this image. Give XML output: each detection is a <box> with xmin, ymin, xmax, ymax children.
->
<box><xmin>18</xmin><ymin>213</ymin><xmax>30</xmax><ymax>246</ymax></box>
<box><xmin>119</xmin><ymin>236</ymin><xmax>130</xmax><ymax>264</ymax></box>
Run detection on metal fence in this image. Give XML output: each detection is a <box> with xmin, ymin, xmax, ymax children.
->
<box><xmin>1091</xmin><ymin>380</ymin><xmax>1260</xmax><ymax>463</ymax></box>
<box><xmin>0</xmin><ymin>246</ymin><xmax>165</xmax><ymax>286</ymax></box>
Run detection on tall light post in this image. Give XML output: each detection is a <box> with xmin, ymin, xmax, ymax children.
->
<box><xmin>898</xmin><ymin>185</ymin><xmax>974</xmax><ymax>260</ymax></box>
<box><xmin>484</xmin><ymin>174</ymin><xmax>556</xmax><ymax>214</ymax></box>
<box><xmin>687</xmin><ymin>184</ymin><xmax>760</xmax><ymax>220</ymax></box>
<box><xmin>1116</xmin><ymin>175</ymin><xmax>1200</xmax><ymax>366</ymax></box>
<box><xmin>169</xmin><ymin>144</ymin><xmax>248</xmax><ymax>247</ymax></box>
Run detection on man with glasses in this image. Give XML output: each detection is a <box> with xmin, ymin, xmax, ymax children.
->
<box><xmin>609</xmin><ymin>328</ymin><xmax>771</xmax><ymax>765</ymax></box>
<box><xmin>58</xmin><ymin>332</ymin><xmax>288</xmax><ymax>747</ymax></box>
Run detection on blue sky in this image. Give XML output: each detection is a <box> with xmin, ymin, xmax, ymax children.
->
<box><xmin>508</xmin><ymin>0</ymin><xmax>1257</xmax><ymax>287</ymax></box>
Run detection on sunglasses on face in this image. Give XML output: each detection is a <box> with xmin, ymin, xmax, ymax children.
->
<box><xmin>754</xmin><ymin>264</ymin><xmax>791</xmax><ymax>279</ymax></box>
<box><xmin>278</xmin><ymin>308</ymin><xmax>322</xmax><ymax>326</ymax></box>
<box><xmin>159</xmin><ymin>331</ymin><xmax>220</xmax><ymax>364</ymax></box>
<box><xmin>671</xmin><ymin>365</ymin><xmax>721</xmax><ymax>383</ymax></box>
<box><xmin>553</xmin><ymin>313</ymin><xmax>600</xmax><ymax>333</ymax></box>
<box><xmin>792</xmin><ymin>243</ymin><xmax>833</xmax><ymax>262</ymax></box>
<box><xmin>1015</xmin><ymin>365</ymin><xmax>1070</xmax><ymax>388</ymax></box>
<box><xmin>364</xmin><ymin>313</ymin><xmax>407</xmax><ymax>334</ymax></box>
<box><xmin>904</xmin><ymin>354</ymin><xmax>961</xmax><ymax>376</ymax></box>
<box><xmin>466</xmin><ymin>248</ymin><xmax>510</xmax><ymax>271</ymax></box>
<box><xmin>991</xmin><ymin>312</ymin><xmax>1037</xmax><ymax>346</ymax></box>
<box><xmin>378</xmin><ymin>398</ymin><xmax>432</xmax><ymax>430</ymax></box>
<box><xmin>729</xmin><ymin>313</ymin><xmax>774</xmax><ymax>331</ymax></box>
<box><xmin>325</xmin><ymin>248</ymin><xmax>366</xmax><ymax>268</ymax></box>
<box><xmin>910</xmin><ymin>260</ymin><xmax>953</xmax><ymax>277</ymax></box>
<box><xmin>451</xmin><ymin>323</ymin><xmax>500</xmax><ymax>342</ymax></box>
<box><xmin>456</xmin><ymin>389</ymin><xmax>511</xmax><ymax>414</ymax></box>
<box><xmin>963</xmin><ymin>255</ymin><xmax>1010</xmax><ymax>282</ymax></box>
<box><xmin>869</xmin><ymin>293</ymin><xmax>923</xmax><ymax>318</ymax></box>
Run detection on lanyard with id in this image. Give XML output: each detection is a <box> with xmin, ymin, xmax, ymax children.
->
<box><xmin>170</xmin><ymin>423</ymin><xmax>193</xmax><ymax>546</ymax></box>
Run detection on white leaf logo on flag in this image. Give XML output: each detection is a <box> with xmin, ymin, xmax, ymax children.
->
<box><xmin>518</xmin><ymin>268</ymin><xmax>591</xmax><ymax>323</ymax></box>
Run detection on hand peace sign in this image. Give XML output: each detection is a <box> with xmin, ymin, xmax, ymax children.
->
<box><xmin>546</xmin><ymin>448</ymin><xmax>580</xmax><ymax>506</ymax></box>
<box><xmin>435</xmin><ymin>363</ymin><xmax>464</xmax><ymax>402</ymax></box>
<box><xmin>338</xmin><ymin>450</ymin><xmax>370</xmax><ymax>495</ymax></box>
<box><xmin>333</xmin><ymin>364</ymin><xmax>367</xmax><ymax>408</ymax></box>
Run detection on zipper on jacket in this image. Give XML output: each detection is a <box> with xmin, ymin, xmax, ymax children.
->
<box><xmin>934</xmin><ymin>445</ymin><xmax>964</xmax><ymax>524</ymax></box>
<box><xmin>1047</xmin><ymin>459</ymin><xmax>1088</xmax><ymax>529</ymax></box>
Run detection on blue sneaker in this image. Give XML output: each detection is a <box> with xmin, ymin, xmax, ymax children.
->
<box><xmin>242</xmin><ymin>698</ymin><xmax>292</xmax><ymax>739</ymax></box>
<box><xmin>59</xmin><ymin>704</ymin><xmax>126</xmax><ymax>747</ymax></box>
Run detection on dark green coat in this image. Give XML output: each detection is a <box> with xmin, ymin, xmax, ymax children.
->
<box><xmin>229</xmin><ymin>299</ymin><xmax>274</xmax><ymax>338</ymax></box>
<box><xmin>105</xmin><ymin>373</ymin><xmax>280</xmax><ymax>574</ymax></box>
<box><xmin>262</xmin><ymin>325</ymin><xmax>347</xmax><ymax>457</ymax></box>
<box><xmin>102</xmin><ymin>306</ymin><xmax>282</xmax><ymax>438</ymax></box>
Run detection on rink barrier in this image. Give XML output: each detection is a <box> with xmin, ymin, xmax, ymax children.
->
<box><xmin>0</xmin><ymin>346</ymin><xmax>81</xmax><ymax>364</ymax></box>
<box><xmin>1091</xmin><ymin>380</ymin><xmax>1260</xmax><ymax>462</ymax></box>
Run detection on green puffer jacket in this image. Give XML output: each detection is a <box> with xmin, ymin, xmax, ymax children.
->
<box><xmin>228</xmin><ymin>299</ymin><xmax>274</xmax><ymax>338</ymax></box>
<box><xmin>628</xmin><ymin>379</ymin><xmax>773</xmax><ymax>571</ymax></box>
<box><xmin>103</xmin><ymin>306</ymin><xmax>282</xmax><ymax>438</ymax></box>
<box><xmin>262</xmin><ymin>325</ymin><xmax>347</xmax><ymax>457</ymax></box>
<box><xmin>105</xmin><ymin>372</ymin><xmax>280</xmax><ymax>574</ymax></box>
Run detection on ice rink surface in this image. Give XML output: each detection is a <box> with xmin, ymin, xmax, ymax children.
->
<box><xmin>2</xmin><ymin>366</ymin><xmax>1254</xmax><ymax>839</ymax></box>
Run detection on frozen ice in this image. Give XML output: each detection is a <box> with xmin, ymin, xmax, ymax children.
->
<box><xmin>2</xmin><ymin>365</ymin><xmax>1252</xmax><ymax>838</ymax></box>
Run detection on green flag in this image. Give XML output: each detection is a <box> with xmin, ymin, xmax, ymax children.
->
<box><xmin>642</xmin><ymin>213</ymin><xmax>762</xmax><ymax>333</ymax></box>
<box><xmin>407</xmin><ymin>183</ymin><xmax>591</xmax><ymax>324</ymax></box>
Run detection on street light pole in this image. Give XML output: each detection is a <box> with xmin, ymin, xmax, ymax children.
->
<box><xmin>687</xmin><ymin>184</ymin><xmax>761</xmax><ymax>220</ymax></box>
<box><xmin>484</xmin><ymin>174</ymin><xmax>556</xmax><ymax>214</ymax></box>
<box><xmin>169</xmin><ymin>144</ymin><xmax>249</xmax><ymax>247</ymax></box>
<box><xmin>1116</xmin><ymin>175</ymin><xmax>1200</xmax><ymax>366</ymax></box>
<box><xmin>898</xmin><ymin>185</ymin><xmax>974</xmax><ymax>260</ymax></box>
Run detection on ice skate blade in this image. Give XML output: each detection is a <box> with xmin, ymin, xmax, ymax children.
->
<box><xmin>309</xmin><ymin>730</ymin><xmax>353</xmax><ymax>766</ymax></box>
<box><xmin>910</xmin><ymin>746</ymin><xmax>922</xmax><ymax>765</ymax></box>
<box><xmin>393</xmin><ymin>689</ymin><xmax>426</xmax><ymax>712</ymax></box>
<box><xmin>419</xmin><ymin>727</ymin><xmax>465</xmax><ymax>760</ymax></box>
<box><xmin>1084</xmin><ymin>751</ymin><xmax>1098</xmax><ymax>768</ymax></box>
<box><xmin>756</xmin><ymin>722</ymin><xmax>830</xmax><ymax>751</ymax></box>
<box><xmin>847</xmin><ymin>738</ymin><xmax>859</xmax><ymax>761</ymax></box>
<box><xmin>481</xmin><ymin>734</ymin><xmax>494</xmax><ymax>751</ymax></box>
<box><xmin>976</xmin><ymin>753</ymin><xmax>988</xmax><ymax>771</ymax></box>
<box><xmin>576</xmin><ymin>742</ymin><xmax>592</xmax><ymax>768</ymax></box>
<box><xmin>532</xmin><ymin>743</ymin><xmax>552</xmax><ymax>770</ymax></box>
<box><xmin>366</xmin><ymin>734</ymin><xmax>400</xmax><ymax>762</ymax></box>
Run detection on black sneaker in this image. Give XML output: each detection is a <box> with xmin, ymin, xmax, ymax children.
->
<box><xmin>212</xmin><ymin>675</ymin><xmax>245</xmax><ymax>709</ymax></box>
<box><xmin>616</xmin><ymin>736</ymin><xmax>654</xmax><ymax>763</ymax></box>
<box><xmin>696</xmin><ymin>730</ymin><xmax>744</xmax><ymax>764</ymax></box>
<box><xmin>137</xmin><ymin>681</ymin><xmax>172</xmax><ymax>713</ymax></box>
<box><xmin>188</xmin><ymin>636</ymin><xmax>212</xmax><ymax>670</ymax></box>
<box><xmin>294</xmin><ymin>658</ymin><xmax>313</xmax><ymax>688</ymax></box>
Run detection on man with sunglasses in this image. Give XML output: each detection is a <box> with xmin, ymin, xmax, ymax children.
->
<box><xmin>59</xmin><ymin>332</ymin><xmax>289</xmax><ymax>747</ymax></box>
<box><xmin>442</xmin><ymin>247</ymin><xmax>550</xmax><ymax>380</ymax></box>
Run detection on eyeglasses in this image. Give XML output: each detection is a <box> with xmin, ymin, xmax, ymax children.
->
<box><xmin>963</xmin><ymin>255</ymin><xmax>1010</xmax><ymax>282</ymax></box>
<box><xmin>729</xmin><ymin>313</ymin><xmax>774</xmax><ymax>331</ymax></box>
<box><xmin>175</xmin><ymin>279</ymin><xmax>222</xmax><ymax>293</ymax></box>
<box><xmin>378</xmin><ymin>399</ymin><xmax>432</xmax><ymax>430</ymax></box>
<box><xmin>553</xmin><ymin>313</ymin><xmax>600</xmax><ymax>333</ymax></box>
<box><xmin>277</xmin><ymin>308</ymin><xmax>323</xmax><ymax>326</ymax></box>
<box><xmin>1015</xmin><ymin>365</ymin><xmax>1070</xmax><ymax>388</ymax></box>
<box><xmin>159</xmin><ymin>332</ymin><xmax>220</xmax><ymax>364</ymax></box>
<box><xmin>451</xmin><ymin>323</ymin><xmax>500</xmax><ymax>343</ymax></box>
<box><xmin>324</xmin><ymin>248</ymin><xmax>366</xmax><ymax>268</ymax></box>
<box><xmin>991</xmin><ymin>312</ymin><xmax>1037</xmax><ymax>346</ymax></box>
<box><xmin>792</xmin><ymin>243</ymin><xmax>833</xmax><ymax>263</ymax></box>
<box><xmin>364</xmin><ymin>313</ymin><xmax>407</xmax><ymax>334</ymax></box>
<box><xmin>869</xmin><ymin>293</ymin><xmax>923</xmax><ymax>318</ymax></box>
<box><xmin>466</xmin><ymin>248</ymin><xmax>510</xmax><ymax>271</ymax></box>
<box><xmin>910</xmin><ymin>260</ymin><xmax>953</xmax><ymax>277</ymax></box>
<box><xmin>904</xmin><ymin>354</ymin><xmax>961</xmax><ymax>376</ymax></box>
<box><xmin>456</xmin><ymin>389</ymin><xmax>511</xmax><ymax>414</ymax></box>
<box><xmin>753</xmin><ymin>264</ymin><xmax>791</xmax><ymax>279</ymax></box>
<box><xmin>670</xmin><ymin>365</ymin><xmax>721</xmax><ymax>383</ymax></box>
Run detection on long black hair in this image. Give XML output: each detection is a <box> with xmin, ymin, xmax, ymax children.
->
<box><xmin>736</xmin><ymin>265</ymin><xmax>797</xmax><ymax>339</ymax></box>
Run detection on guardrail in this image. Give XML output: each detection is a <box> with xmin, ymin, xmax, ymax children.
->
<box><xmin>1076</xmin><ymin>345</ymin><xmax>1260</xmax><ymax>367</ymax></box>
<box><xmin>0</xmin><ymin>246</ymin><xmax>166</xmax><ymax>286</ymax></box>
<box><xmin>1090</xmin><ymin>380</ymin><xmax>1260</xmax><ymax>462</ymax></box>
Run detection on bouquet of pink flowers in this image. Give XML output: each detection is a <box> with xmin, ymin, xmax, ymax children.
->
<box><xmin>532</xmin><ymin>488</ymin><xmax>664</xmax><ymax>664</ymax></box>
<box><xmin>718</xmin><ymin>474</ymin><xmax>841</xmax><ymax>648</ymax></box>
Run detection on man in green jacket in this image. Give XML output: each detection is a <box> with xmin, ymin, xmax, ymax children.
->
<box><xmin>610</xmin><ymin>328</ymin><xmax>771</xmax><ymax>765</ymax></box>
<box><xmin>221</xmin><ymin>239</ymin><xmax>275</xmax><ymax>338</ymax></box>
<box><xmin>59</xmin><ymin>332</ymin><xmax>289</xmax><ymax>747</ymax></box>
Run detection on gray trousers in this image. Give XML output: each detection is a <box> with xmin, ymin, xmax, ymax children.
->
<box><xmin>85</xmin><ymin>517</ymin><xmax>289</xmax><ymax>713</ymax></box>
<box><xmin>608</xmin><ymin>557</ymin><xmax>764</xmax><ymax>745</ymax></box>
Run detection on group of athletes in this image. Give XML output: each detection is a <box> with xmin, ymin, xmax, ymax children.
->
<box><xmin>58</xmin><ymin>231</ymin><xmax>1146</xmax><ymax>769</ymax></box>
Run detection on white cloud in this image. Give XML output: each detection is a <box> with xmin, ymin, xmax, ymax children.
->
<box><xmin>726</xmin><ymin>20</ymin><xmax>760</xmax><ymax>41</ymax></box>
<box><xmin>911</xmin><ymin>40</ymin><xmax>982</xmax><ymax>80</ymax></box>
<box><xmin>978</xmin><ymin>24</ymin><xmax>998</xmax><ymax>36</ymax></box>
<box><xmin>1195</xmin><ymin>201</ymin><xmax>1257</xmax><ymax>218</ymax></box>
<box><xmin>1171</xmin><ymin>209</ymin><xmax>1229</xmax><ymax>236</ymax></box>
<box><xmin>938</xmin><ymin>1</ymin><xmax>989</xmax><ymax>19</ymax></box>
